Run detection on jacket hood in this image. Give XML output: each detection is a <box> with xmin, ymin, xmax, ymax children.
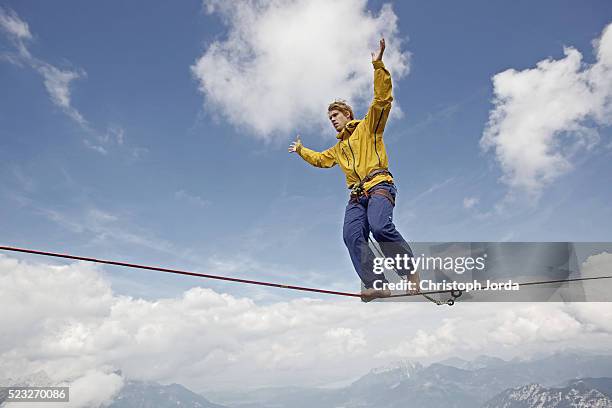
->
<box><xmin>336</xmin><ymin>120</ymin><xmax>361</xmax><ymax>140</ymax></box>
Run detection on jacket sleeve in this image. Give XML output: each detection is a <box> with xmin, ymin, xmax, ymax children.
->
<box><xmin>363</xmin><ymin>60</ymin><xmax>393</xmax><ymax>135</ymax></box>
<box><xmin>297</xmin><ymin>145</ymin><xmax>337</xmax><ymax>168</ymax></box>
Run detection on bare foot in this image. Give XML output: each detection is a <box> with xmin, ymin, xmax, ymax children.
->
<box><xmin>360</xmin><ymin>288</ymin><xmax>391</xmax><ymax>302</ymax></box>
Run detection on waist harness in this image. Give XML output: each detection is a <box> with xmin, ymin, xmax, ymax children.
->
<box><xmin>349</xmin><ymin>169</ymin><xmax>395</xmax><ymax>206</ymax></box>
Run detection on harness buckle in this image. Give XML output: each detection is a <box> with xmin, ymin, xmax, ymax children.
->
<box><xmin>350</xmin><ymin>168</ymin><xmax>393</xmax><ymax>200</ymax></box>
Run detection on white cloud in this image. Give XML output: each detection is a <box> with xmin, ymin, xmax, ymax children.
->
<box><xmin>0</xmin><ymin>253</ymin><xmax>393</xmax><ymax>392</ymax></box>
<box><xmin>463</xmin><ymin>196</ymin><xmax>479</xmax><ymax>209</ymax></box>
<box><xmin>324</xmin><ymin>327</ymin><xmax>367</xmax><ymax>355</ymax></box>
<box><xmin>0</xmin><ymin>6</ymin><xmax>31</xmax><ymax>40</ymax></box>
<box><xmin>61</xmin><ymin>371</ymin><xmax>124</xmax><ymax>408</ymax></box>
<box><xmin>489</xmin><ymin>305</ymin><xmax>583</xmax><ymax>346</ymax></box>
<box><xmin>2</xmin><ymin>370</ymin><xmax>124</xmax><ymax>408</ymax></box>
<box><xmin>83</xmin><ymin>139</ymin><xmax>108</xmax><ymax>155</ymax></box>
<box><xmin>569</xmin><ymin>302</ymin><xmax>612</xmax><ymax>333</ymax></box>
<box><xmin>192</xmin><ymin>0</ymin><xmax>410</xmax><ymax>139</ymax></box>
<box><xmin>84</xmin><ymin>126</ymin><xmax>144</xmax><ymax>156</ymax></box>
<box><xmin>481</xmin><ymin>22</ymin><xmax>612</xmax><ymax>199</ymax></box>
<box><xmin>175</xmin><ymin>189</ymin><xmax>211</xmax><ymax>208</ymax></box>
<box><xmin>0</xmin><ymin>7</ymin><xmax>87</xmax><ymax>128</ymax></box>
<box><xmin>0</xmin><ymin>258</ymin><xmax>112</xmax><ymax>356</ymax></box>
<box><xmin>2</xmin><ymin>253</ymin><xmax>612</xmax><ymax>400</ymax></box>
<box><xmin>573</xmin><ymin>252</ymin><xmax>612</xmax><ymax>302</ymax></box>
<box><xmin>38</xmin><ymin>64</ymin><xmax>88</xmax><ymax>126</ymax></box>
<box><xmin>376</xmin><ymin>319</ymin><xmax>460</xmax><ymax>359</ymax></box>
<box><xmin>378</xmin><ymin>301</ymin><xmax>612</xmax><ymax>360</ymax></box>
<box><xmin>0</xmin><ymin>8</ymin><xmax>145</xmax><ymax>157</ymax></box>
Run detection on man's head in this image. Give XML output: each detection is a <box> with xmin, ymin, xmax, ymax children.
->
<box><xmin>328</xmin><ymin>100</ymin><xmax>354</xmax><ymax>132</ymax></box>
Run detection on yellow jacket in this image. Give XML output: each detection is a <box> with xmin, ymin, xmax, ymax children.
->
<box><xmin>297</xmin><ymin>60</ymin><xmax>394</xmax><ymax>192</ymax></box>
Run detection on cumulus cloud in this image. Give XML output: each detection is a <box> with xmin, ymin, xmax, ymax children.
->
<box><xmin>1</xmin><ymin>370</ymin><xmax>123</xmax><ymax>408</ymax></box>
<box><xmin>0</xmin><ymin>253</ymin><xmax>399</xmax><ymax>394</ymax></box>
<box><xmin>2</xmin><ymin>253</ymin><xmax>612</xmax><ymax>402</ymax></box>
<box><xmin>376</xmin><ymin>319</ymin><xmax>460</xmax><ymax>359</ymax></box>
<box><xmin>192</xmin><ymin>0</ymin><xmax>410</xmax><ymax>139</ymax></box>
<box><xmin>61</xmin><ymin>371</ymin><xmax>124</xmax><ymax>408</ymax></box>
<box><xmin>574</xmin><ymin>252</ymin><xmax>612</xmax><ymax>302</ymax></box>
<box><xmin>489</xmin><ymin>304</ymin><xmax>583</xmax><ymax>346</ymax></box>
<box><xmin>374</xmin><ymin>298</ymin><xmax>612</xmax><ymax>360</ymax></box>
<box><xmin>569</xmin><ymin>302</ymin><xmax>612</xmax><ymax>333</ymax></box>
<box><xmin>481</xmin><ymin>23</ymin><xmax>612</xmax><ymax>199</ymax></box>
<box><xmin>324</xmin><ymin>327</ymin><xmax>367</xmax><ymax>355</ymax></box>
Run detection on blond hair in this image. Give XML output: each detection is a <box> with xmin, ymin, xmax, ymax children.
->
<box><xmin>328</xmin><ymin>99</ymin><xmax>354</xmax><ymax>120</ymax></box>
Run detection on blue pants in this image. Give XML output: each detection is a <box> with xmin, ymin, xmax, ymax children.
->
<box><xmin>343</xmin><ymin>182</ymin><xmax>414</xmax><ymax>288</ymax></box>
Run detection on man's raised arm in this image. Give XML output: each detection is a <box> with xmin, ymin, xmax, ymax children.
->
<box><xmin>288</xmin><ymin>135</ymin><xmax>337</xmax><ymax>168</ymax></box>
<box><xmin>364</xmin><ymin>38</ymin><xmax>393</xmax><ymax>135</ymax></box>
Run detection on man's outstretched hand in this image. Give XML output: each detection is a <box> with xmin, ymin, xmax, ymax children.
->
<box><xmin>288</xmin><ymin>135</ymin><xmax>302</xmax><ymax>153</ymax></box>
<box><xmin>371</xmin><ymin>37</ymin><xmax>385</xmax><ymax>62</ymax></box>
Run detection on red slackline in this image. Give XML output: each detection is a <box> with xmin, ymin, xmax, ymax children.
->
<box><xmin>0</xmin><ymin>245</ymin><xmax>361</xmax><ymax>298</ymax></box>
<box><xmin>3</xmin><ymin>245</ymin><xmax>611</xmax><ymax>303</ymax></box>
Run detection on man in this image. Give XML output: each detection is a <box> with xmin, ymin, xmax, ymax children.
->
<box><xmin>289</xmin><ymin>38</ymin><xmax>417</xmax><ymax>302</ymax></box>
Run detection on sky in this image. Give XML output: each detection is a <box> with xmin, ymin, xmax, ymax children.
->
<box><xmin>1</xmin><ymin>0</ymin><xmax>612</xmax><ymax>406</ymax></box>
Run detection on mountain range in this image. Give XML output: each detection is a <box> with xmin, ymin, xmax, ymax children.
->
<box><xmin>205</xmin><ymin>352</ymin><xmax>612</xmax><ymax>408</ymax></box>
<box><xmin>2</xmin><ymin>352</ymin><xmax>612</xmax><ymax>407</ymax></box>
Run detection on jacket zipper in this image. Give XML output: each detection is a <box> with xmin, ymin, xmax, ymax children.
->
<box><xmin>347</xmin><ymin>138</ymin><xmax>361</xmax><ymax>182</ymax></box>
<box><xmin>373</xmin><ymin>108</ymin><xmax>385</xmax><ymax>166</ymax></box>
<box><xmin>341</xmin><ymin>148</ymin><xmax>350</xmax><ymax>165</ymax></box>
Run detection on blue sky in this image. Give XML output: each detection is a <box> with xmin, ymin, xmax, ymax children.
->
<box><xmin>1</xmin><ymin>0</ymin><xmax>611</xmax><ymax>302</ymax></box>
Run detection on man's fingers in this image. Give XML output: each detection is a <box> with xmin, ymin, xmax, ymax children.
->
<box><xmin>290</xmin><ymin>135</ymin><xmax>301</xmax><ymax>153</ymax></box>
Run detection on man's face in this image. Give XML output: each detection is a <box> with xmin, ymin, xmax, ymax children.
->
<box><xmin>328</xmin><ymin>109</ymin><xmax>351</xmax><ymax>132</ymax></box>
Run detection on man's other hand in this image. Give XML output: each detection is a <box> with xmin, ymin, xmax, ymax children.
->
<box><xmin>371</xmin><ymin>37</ymin><xmax>385</xmax><ymax>62</ymax></box>
<box><xmin>288</xmin><ymin>135</ymin><xmax>302</xmax><ymax>153</ymax></box>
